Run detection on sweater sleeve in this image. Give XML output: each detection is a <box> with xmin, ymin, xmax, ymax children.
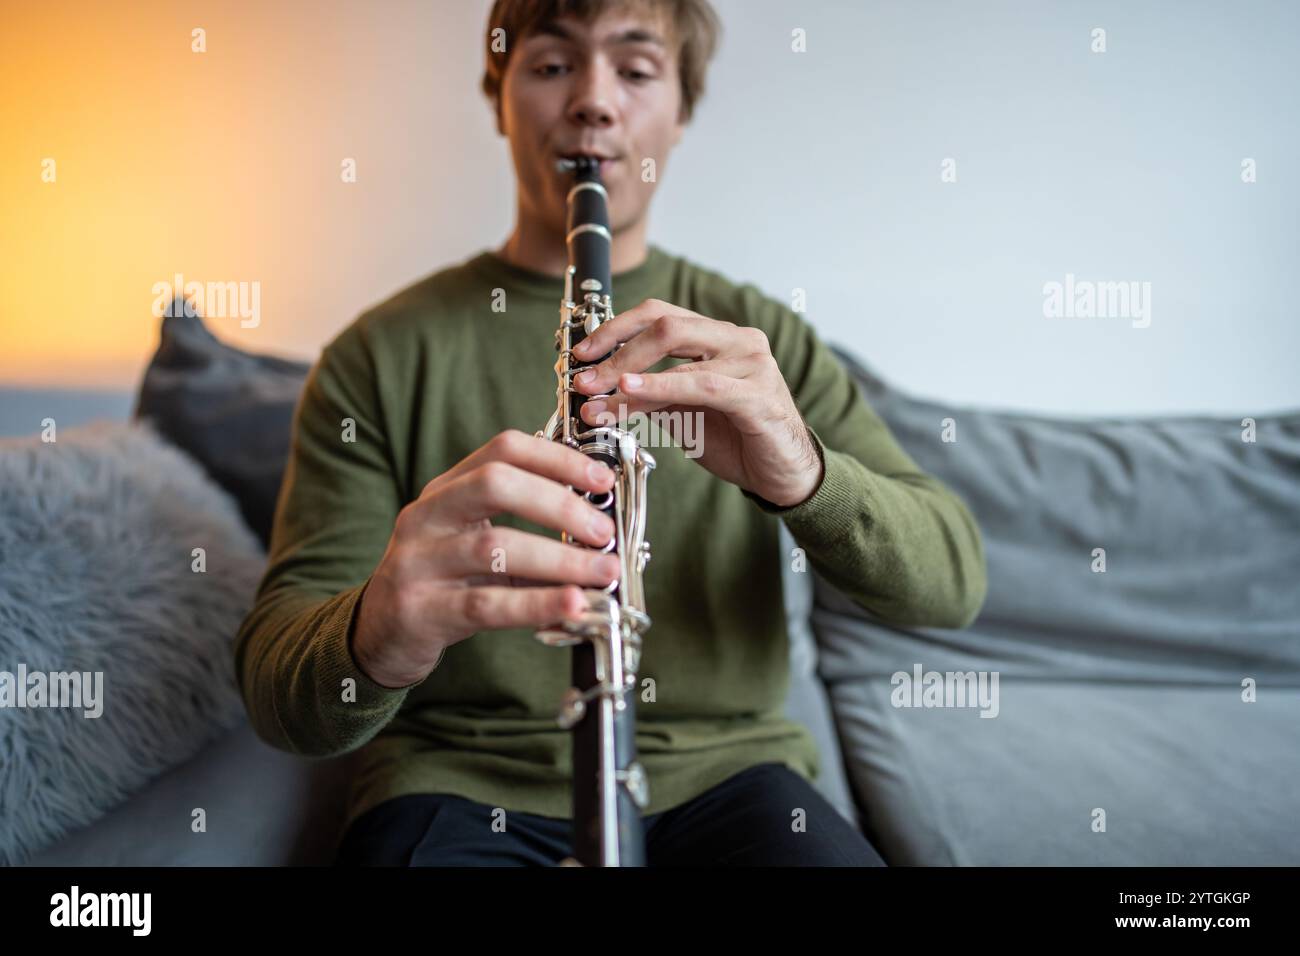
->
<box><xmin>234</xmin><ymin>323</ymin><xmax>430</xmax><ymax>758</ymax></box>
<box><xmin>741</xmin><ymin>300</ymin><xmax>988</xmax><ymax>630</ymax></box>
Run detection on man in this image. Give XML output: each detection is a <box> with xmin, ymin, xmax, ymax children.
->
<box><xmin>235</xmin><ymin>0</ymin><xmax>987</xmax><ymax>867</ymax></box>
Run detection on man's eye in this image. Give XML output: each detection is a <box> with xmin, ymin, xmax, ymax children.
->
<box><xmin>532</xmin><ymin>63</ymin><xmax>652</xmax><ymax>80</ymax></box>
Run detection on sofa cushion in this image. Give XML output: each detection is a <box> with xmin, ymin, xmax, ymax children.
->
<box><xmin>0</xmin><ymin>421</ymin><xmax>265</xmax><ymax>864</ymax></box>
<box><xmin>813</xmin><ymin>346</ymin><xmax>1300</xmax><ymax>864</ymax></box>
<box><xmin>778</xmin><ymin>525</ymin><xmax>858</xmax><ymax>828</ymax></box>
<box><xmin>134</xmin><ymin>308</ymin><xmax>311</xmax><ymax>547</ymax></box>
<box><xmin>23</xmin><ymin>723</ymin><xmax>357</xmax><ymax>866</ymax></box>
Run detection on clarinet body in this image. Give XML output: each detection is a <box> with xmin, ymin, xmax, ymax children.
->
<box><xmin>535</xmin><ymin>156</ymin><xmax>655</xmax><ymax>867</ymax></box>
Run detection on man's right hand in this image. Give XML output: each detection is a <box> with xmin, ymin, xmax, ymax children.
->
<box><xmin>350</xmin><ymin>429</ymin><xmax>620</xmax><ymax>689</ymax></box>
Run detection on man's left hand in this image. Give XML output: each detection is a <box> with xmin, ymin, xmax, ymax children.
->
<box><xmin>570</xmin><ymin>298</ymin><xmax>823</xmax><ymax>508</ymax></box>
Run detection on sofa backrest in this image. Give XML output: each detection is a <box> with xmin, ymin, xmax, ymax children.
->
<box><xmin>816</xmin><ymin>345</ymin><xmax>1300</xmax><ymax>685</ymax></box>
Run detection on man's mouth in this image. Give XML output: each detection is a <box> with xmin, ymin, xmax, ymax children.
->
<box><xmin>555</xmin><ymin>152</ymin><xmax>621</xmax><ymax>176</ymax></box>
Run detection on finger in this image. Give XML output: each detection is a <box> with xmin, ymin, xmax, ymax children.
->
<box><xmin>569</xmin><ymin>297</ymin><xmax>700</xmax><ymax>363</ymax></box>
<box><xmin>416</xmin><ymin>461</ymin><xmax>616</xmax><ymax>547</ymax></box>
<box><xmin>611</xmin><ymin>365</ymin><xmax>770</xmax><ymax>423</ymax></box>
<box><xmin>432</xmin><ymin>526</ymin><xmax>621</xmax><ymax>589</ymax></box>
<box><xmin>425</xmin><ymin>428</ymin><xmax>614</xmax><ymax>499</ymax></box>
<box><xmin>449</xmin><ymin>584</ymin><xmax>590</xmax><ymax>631</ymax></box>
<box><xmin>579</xmin><ymin>355</ymin><xmax>768</xmax><ymax>424</ymax></box>
<box><xmin>464</xmin><ymin>570</ymin><xmax>551</xmax><ymax>587</ymax></box>
<box><xmin>572</xmin><ymin>314</ymin><xmax>752</xmax><ymax>397</ymax></box>
<box><xmin>465</xmin><ymin>573</ymin><xmax>555</xmax><ymax>588</ymax></box>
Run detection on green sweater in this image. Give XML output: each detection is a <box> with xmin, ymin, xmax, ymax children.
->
<box><xmin>234</xmin><ymin>244</ymin><xmax>988</xmax><ymax>831</ymax></box>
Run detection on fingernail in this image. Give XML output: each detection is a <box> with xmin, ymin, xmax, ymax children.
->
<box><xmin>622</xmin><ymin>373</ymin><xmax>643</xmax><ymax>390</ymax></box>
<box><xmin>573</xmin><ymin>340</ymin><xmax>591</xmax><ymax>354</ymax></box>
<box><xmin>564</xmin><ymin>588</ymin><xmax>584</xmax><ymax>618</ymax></box>
<box><xmin>601</xmin><ymin>555</ymin><xmax>621</xmax><ymax>579</ymax></box>
<box><xmin>591</xmin><ymin>514</ymin><xmax>614</xmax><ymax>540</ymax></box>
<box><xmin>575</xmin><ymin>369</ymin><xmax>595</xmax><ymax>385</ymax></box>
<box><xmin>587</xmin><ymin>461</ymin><xmax>611</xmax><ymax>483</ymax></box>
<box><xmin>583</xmin><ymin>400</ymin><xmax>606</xmax><ymax>418</ymax></box>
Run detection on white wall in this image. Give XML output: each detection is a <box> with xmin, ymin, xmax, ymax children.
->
<box><xmin>659</xmin><ymin>0</ymin><xmax>1300</xmax><ymax>417</ymax></box>
<box><xmin>213</xmin><ymin>0</ymin><xmax>1300</xmax><ymax>418</ymax></box>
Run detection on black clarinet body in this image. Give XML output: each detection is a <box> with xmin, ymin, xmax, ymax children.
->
<box><xmin>535</xmin><ymin>156</ymin><xmax>655</xmax><ymax>867</ymax></box>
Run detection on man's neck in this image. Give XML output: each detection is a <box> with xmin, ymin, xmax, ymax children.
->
<box><xmin>496</xmin><ymin>214</ymin><xmax>650</xmax><ymax>279</ymax></box>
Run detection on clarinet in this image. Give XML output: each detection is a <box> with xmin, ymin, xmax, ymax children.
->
<box><xmin>535</xmin><ymin>155</ymin><xmax>656</xmax><ymax>867</ymax></box>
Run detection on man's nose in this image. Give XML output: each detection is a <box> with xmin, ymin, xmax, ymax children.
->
<box><xmin>567</xmin><ymin>61</ymin><xmax>617</xmax><ymax>127</ymax></box>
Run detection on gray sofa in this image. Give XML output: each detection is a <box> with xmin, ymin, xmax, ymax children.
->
<box><xmin>7</xmin><ymin>342</ymin><xmax>1297</xmax><ymax>866</ymax></box>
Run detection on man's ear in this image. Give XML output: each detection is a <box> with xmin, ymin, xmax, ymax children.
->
<box><xmin>491</xmin><ymin>95</ymin><xmax>504</xmax><ymax>136</ymax></box>
<box><xmin>673</xmin><ymin>96</ymin><xmax>690</xmax><ymax>139</ymax></box>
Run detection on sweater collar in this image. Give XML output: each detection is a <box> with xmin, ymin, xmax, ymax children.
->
<box><xmin>469</xmin><ymin>243</ymin><xmax>672</xmax><ymax>303</ymax></box>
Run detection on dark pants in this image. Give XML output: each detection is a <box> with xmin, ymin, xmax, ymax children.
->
<box><xmin>334</xmin><ymin>762</ymin><xmax>886</xmax><ymax>866</ymax></box>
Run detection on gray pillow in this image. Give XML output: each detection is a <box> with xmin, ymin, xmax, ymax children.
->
<box><xmin>135</xmin><ymin>308</ymin><xmax>310</xmax><ymax>547</ymax></box>
<box><xmin>821</xmin><ymin>345</ymin><xmax>1300</xmax><ymax>683</ymax></box>
<box><xmin>813</xmin><ymin>346</ymin><xmax>1300</xmax><ymax>864</ymax></box>
<box><xmin>0</xmin><ymin>421</ymin><xmax>264</xmax><ymax>864</ymax></box>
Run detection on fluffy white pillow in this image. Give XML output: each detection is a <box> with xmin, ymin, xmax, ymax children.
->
<box><xmin>0</xmin><ymin>420</ymin><xmax>264</xmax><ymax>864</ymax></box>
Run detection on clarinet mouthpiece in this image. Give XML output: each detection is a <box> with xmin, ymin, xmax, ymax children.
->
<box><xmin>555</xmin><ymin>155</ymin><xmax>602</xmax><ymax>177</ymax></box>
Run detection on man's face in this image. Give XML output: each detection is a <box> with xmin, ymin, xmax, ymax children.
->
<box><xmin>497</xmin><ymin>10</ymin><xmax>685</xmax><ymax>236</ymax></box>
